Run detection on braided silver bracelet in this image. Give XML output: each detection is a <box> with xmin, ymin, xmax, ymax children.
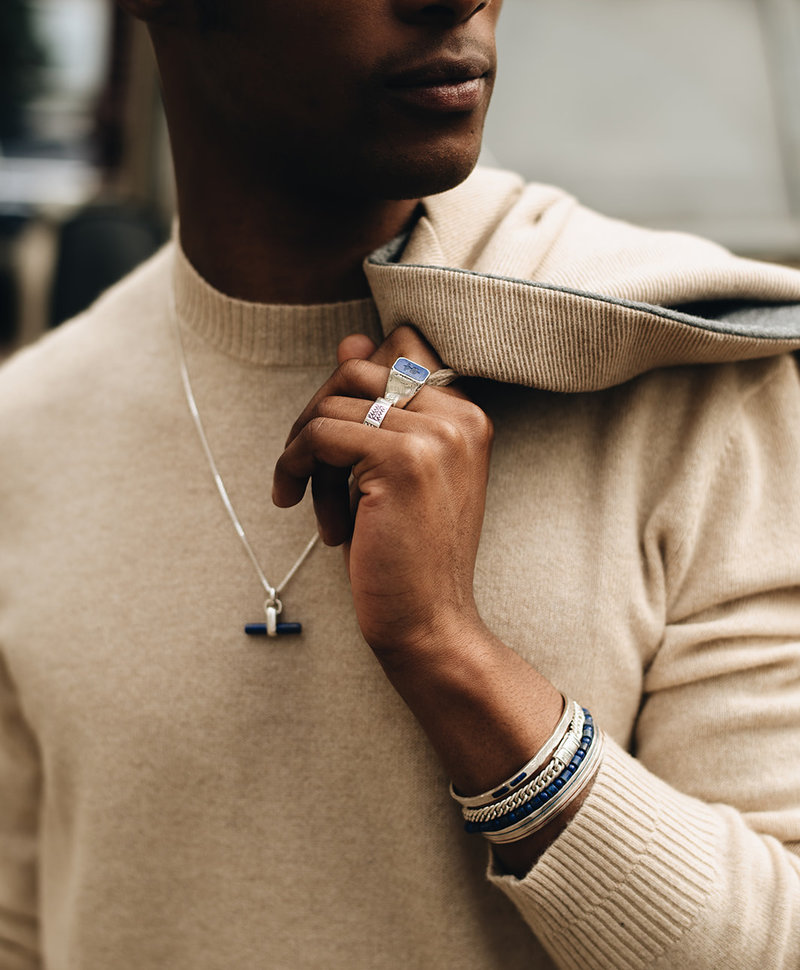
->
<box><xmin>453</xmin><ymin>702</ymin><xmax>605</xmax><ymax>846</ymax></box>
<box><xmin>482</xmin><ymin>720</ymin><xmax>604</xmax><ymax>844</ymax></box>
<box><xmin>462</xmin><ymin>705</ymin><xmax>585</xmax><ymax>824</ymax></box>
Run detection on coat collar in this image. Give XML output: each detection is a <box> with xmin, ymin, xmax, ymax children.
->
<box><xmin>364</xmin><ymin>168</ymin><xmax>800</xmax><ymax>391</ymax></box>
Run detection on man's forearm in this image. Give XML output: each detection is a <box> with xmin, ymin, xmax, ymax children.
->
<box><xmin>374</xmin><ymin>618</ymin><xmax>592</xmax><ymax>876</ymax></box>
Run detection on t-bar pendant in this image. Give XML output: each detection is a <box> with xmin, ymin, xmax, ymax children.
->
<box><xmin>245</xmin><ymin>621</ymin><xmax>302</xmax><ymax>636</ymax></box>
<box><xmin>244</xmin><ymin>600</ymin><xmax>302</xmax><ymax>637</ymax></box>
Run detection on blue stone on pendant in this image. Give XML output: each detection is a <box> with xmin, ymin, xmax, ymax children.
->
<box><xmin>244</xmin><ymin>622</ymin><xmax>303</xmax><ymax>636</ymax></box>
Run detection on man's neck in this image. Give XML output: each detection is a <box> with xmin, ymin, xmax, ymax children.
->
<box><xmin>177</xmin><ymin>178</ymin><xmax>420</xmax><ymax>306</ymax></box>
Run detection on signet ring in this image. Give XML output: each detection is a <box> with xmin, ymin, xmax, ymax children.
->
<box><xmin>382</xmin><ymin>357</ymin><xmax>431</xmax><ymax>407</ymax></box>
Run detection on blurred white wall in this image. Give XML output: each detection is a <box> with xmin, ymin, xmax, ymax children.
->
<box><xmin>483</xmin><ymin>0</ymin><xmax>800</xmax><ymax>258</ymax></box>
<box><xmin>26</xmin><ymin>0</ymin><xmax>112</xmax><ymax>146</ymax></box>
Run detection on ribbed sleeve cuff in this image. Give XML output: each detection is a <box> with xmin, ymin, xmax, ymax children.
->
<box><xmin>487</xmin><ymin>738</ymin><xmax>721</xmax><ymax>969</ymax></box>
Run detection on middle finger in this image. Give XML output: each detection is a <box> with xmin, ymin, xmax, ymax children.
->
<box><xmin>285</xmin><ymin>358</ymin><xmax>390</xmax><ymax>447</ymax></box>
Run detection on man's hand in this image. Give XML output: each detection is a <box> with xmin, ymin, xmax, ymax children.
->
<box><xmin>273</xmin><ymin>326</ymin><xmax>577</xmax><ymax>877</ymax></box>
<box><xmin>273</xmin><ymin>325</ymin><xmax>493</xmax><ymax>659</ymax></box>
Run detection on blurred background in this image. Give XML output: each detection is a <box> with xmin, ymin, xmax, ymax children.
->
<box><xmin>1</xmin><ymin>0</ymin><xmax>799</xmax><ymax>358</ymax></box>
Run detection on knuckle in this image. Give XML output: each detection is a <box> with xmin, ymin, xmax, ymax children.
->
<box><xmin>306</xmin><ymin>415</ymin><xmax>331</xmax><ymax>447</ymax></box>
<box><xmin>462</xmin><ymin>401</ymin><xmax>494</xmax><ymax>444</ymax></box>
<box><xmin>338</xmin><ymin>356</ymin><xmax>366</xmax><ymax>383</ymax></box>
<box><xmin>435</xmin><ymin>419</ymin><xmax>463</xmax><ymax>452</ymax></box>
<box><xmin>386</xmin><ymin>324</ymin><xmax>414</xmax><ymax>349</ymax></box>
<box><xmin>384</xmin><ymin>325</ymin><xmax>439</xmax><ymax>366</ymax></box>
<box><xmin>315</xmin><ymin>397</ymin><xmax>337</xmax><ymax>419</ymax></box>
<box><xmin>397</xmin><ymin>436</ymin><xmax>433</xmax><ymax>481</ymax></box>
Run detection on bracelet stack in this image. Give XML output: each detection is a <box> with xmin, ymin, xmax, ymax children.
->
<box><xmin>450</xmin><ymin>696</ymin><xmax>604</xmax><ymax>844</ymax></box>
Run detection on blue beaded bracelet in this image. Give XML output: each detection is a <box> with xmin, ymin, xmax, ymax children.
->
<box><xmin>465</xmin><ymin>713</ymin><xmax>596</xmax><ymax>835</ymax></box>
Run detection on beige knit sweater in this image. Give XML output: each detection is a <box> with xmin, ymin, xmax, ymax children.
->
<box><xmin>2</xmin><ymin>168</ymin><xmax>800</xmax><ymax>969</ymax></box>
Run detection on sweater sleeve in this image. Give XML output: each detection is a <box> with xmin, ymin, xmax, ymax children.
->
<box><xmin>487</xmin><ymin>355</ymin><xmax>800</xmax><ymax>968</ymax></box>
<box><xmin>0</xmin><ymin>654</ymin><xmax>41</xmax><ymax>969</ymax></box>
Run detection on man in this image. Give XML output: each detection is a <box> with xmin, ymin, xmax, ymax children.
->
<box><xmin>1</xmin><ymin>1</ymin><xmax>800</xmax><ymax>967</ymax></box>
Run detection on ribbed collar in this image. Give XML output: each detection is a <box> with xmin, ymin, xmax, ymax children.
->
<box><xmin>172</xmin><ymin>236</ymin><xmax>382</xmax><ymax>366</ymax></box>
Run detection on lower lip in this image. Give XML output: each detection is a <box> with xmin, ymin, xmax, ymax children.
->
<box><xmin>386</xmin><ymin>77</ymin><xmax>486</xmax><ymax>113</ymax></box>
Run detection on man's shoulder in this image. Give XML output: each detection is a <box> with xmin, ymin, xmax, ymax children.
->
<box><xmin>626</xmin><ymin>350</ymin><xmax>800</xmax><ymax>422</ymax></box>
<box><xmin>0</xmin><ymin>242</ymin><xmax>174</xmax><ymax>421</ymax></box>
<box><xmin>424</xmin><ymin>167</ymin><xmax>800</xmax><ymax>310</ymax></box>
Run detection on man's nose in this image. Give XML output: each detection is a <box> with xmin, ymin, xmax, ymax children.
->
<box><xmin>392</xmin><ymin>0</ymin><xmax>493</xmax><ymax>27</ymax></box>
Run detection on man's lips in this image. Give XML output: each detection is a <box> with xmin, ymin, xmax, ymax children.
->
<box><xmin>385</xmin><ymin>56</ymin><xmax>492</xmax><ymax>89</ymax></box>
<box><xmin>384</xmin><ymin>57</ymin><xmax>493</xmax><ymax>113</ymax></box>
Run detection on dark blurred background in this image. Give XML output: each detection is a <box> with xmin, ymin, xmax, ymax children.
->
<box><xmin>0</xmin><ymin>0</ymin><xmax>170</xmax><ymax>358</ymax></box>
<box><xmin>1</xmin><ymin>0</ymin><xmax>799</xmax><ymax>359</ymax></box>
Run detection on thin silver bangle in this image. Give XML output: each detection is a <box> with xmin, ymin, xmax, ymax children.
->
<box><xmin>462</xmin><ymin>707</ymin><xmax>585</xmax><ymax>823</ymax></box>
<box><xmin>449</xmin><ymin>694</ymin><xmax>571</xmax><ymax>809</ymax></box>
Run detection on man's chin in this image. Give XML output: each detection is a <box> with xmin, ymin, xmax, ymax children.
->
<box><xmin>350</xmin><ymin>143</ymin><xmax>483</xmax><ymax>202</ymax></box>
<box><xmin>267</xmin><ymin>128</ymin><xmax>484</xmax><ymax>205</ymax></box>
<box><xmin>382</xmin><ymin>157</ymin><xmax>481</xmax><ymax>202</ymax></box>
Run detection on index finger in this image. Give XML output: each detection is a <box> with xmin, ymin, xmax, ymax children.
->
<box><xmin>284</xmin><ymin>357</ymin><xmax>388</xmax><ymax>447</ymax></box>
<box><xmin>367</xmin><ymin>325</ymin><xmax>442</xmax><ymax>372</ymax></box>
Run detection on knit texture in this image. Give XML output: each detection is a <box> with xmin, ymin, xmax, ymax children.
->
<box><xmin>1</xmin><ymin>168</ymin><xmax>800</xmax><ymax>968</ymax></box>
<box><xmin>367</xmin><ymin>169</ymin><xmax>800</xmax><ymax>390</ymax></box>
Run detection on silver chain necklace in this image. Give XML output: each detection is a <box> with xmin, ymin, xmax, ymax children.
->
<box><xmin>171</xmin><ymin>297</ymin><xmax>318</xmax><ymax>637</ymax></box>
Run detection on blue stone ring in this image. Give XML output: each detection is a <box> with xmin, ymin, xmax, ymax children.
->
<box><xmin>382</xmin><ymin>357</ymin><xmax>431</xmax><ymax>407</ymax></box>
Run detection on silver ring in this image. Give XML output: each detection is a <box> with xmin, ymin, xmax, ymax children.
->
<box><xmin>363</xmin><ymin>396</ymin><xmax>392</xmax><ymax>428</ymax></box>
<box><xmin>383</xmin><ymin>356</ymin><xmax>430</xmax><ymax>407</ymax></box>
